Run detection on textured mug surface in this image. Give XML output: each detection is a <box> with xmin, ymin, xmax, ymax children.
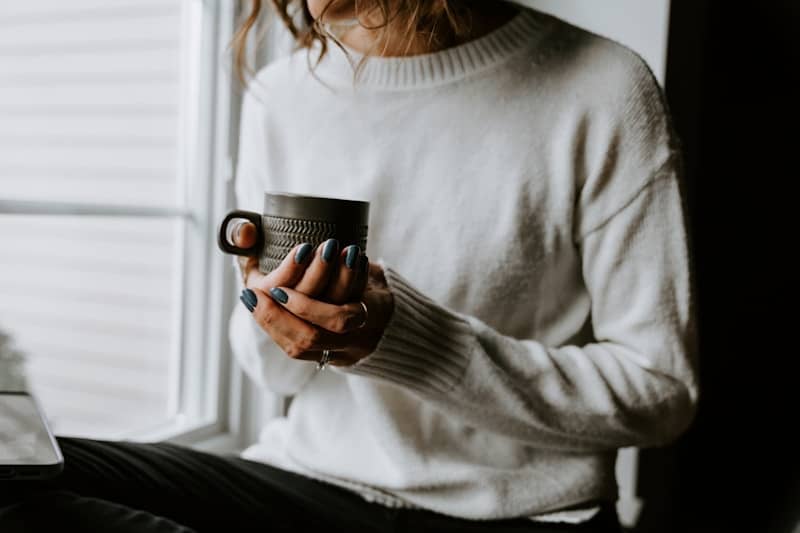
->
<box><xmin>260</xmin><ymin>215</ymin><xmax>368</xmax><ymax>273</ymax></box>
<box><xmin>218</xmin><ymin>192</ymin><xmax>369</xmax><ymax>274</ymax></box>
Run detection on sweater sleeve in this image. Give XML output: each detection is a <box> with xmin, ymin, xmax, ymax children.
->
<box><xmin>339</xmin><ymin>166</ymin><xmax>698</xmax><ymax>451</ymax></box>
<box><xmin>228</xmin><ymin>90</ymin><xmax>317</xmax><ymax>397</ymax></box>
<box><xmin>337</xmin><ymin>57</ymin><xmax>698</xmax><ymax>452</ymax></box>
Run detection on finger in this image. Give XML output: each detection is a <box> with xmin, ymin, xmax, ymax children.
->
<box><xmin>367</xmin><ymin>259</ymin><xmax>385</xmax><ymax>282</ymax></box>
<box><xmin>323</xmin><ymin>245</ymin><xmax>361</xmax><ymax>304</ymax></box>
<box><xmin>232</xmin><ymin>221</ymin><xmax>258</xmax><ymax>249</ymax></box>
<box><xmin>241</xmin><ymin>287</ymin><xmax>354</xmax><ymax>362</ymax></box>
<box><xmin>267</xmin><ymin>286</ymin><xmax>367</xmax><ymax>334</ymax></box>
<box><xmin>231</xmin><ymin>222</ymin><xmax>260</xmax><ymax>286</ymax></box>
<box><xmin>238</xmin><ymin>255</ymin><xmax>259</xmax><ymax>284</ymax></box>
<box><xmin>293</xmin><ymin>239</ymin><xmax>339</xmax><ymax>298</ymax></box>
<box><xmin>240</xmin><ymin>287</ymin><xmax>325</xmax><ymax>361</ymax></box>
<box><xmin>249</xmin><ymin>242</ymin><xmax>314</xmax><ymax>290</ymax></box>
<box><xmin>349</xmin><ymin>254</ymin><xmax>369</xmax><ymax>301</ymax></box>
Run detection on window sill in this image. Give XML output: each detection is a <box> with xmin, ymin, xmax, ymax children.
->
<box><xmin>129</xmin><ymin>416</ymin><xmax>222</xmax><ymax>444</ymax></box>
<box><xmin>187</xmin><ymin>432</ymin><xmax>243</xmax><ymax>455</ymax></box>
<box><xmin>127</xmin><ymin>417</ymin><xmax>242</xmax><ymax>454</ymax></box>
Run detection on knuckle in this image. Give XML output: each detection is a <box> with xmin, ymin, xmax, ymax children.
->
<box><xmin>285</xmin><ymin>344</ymin><xmax>305</xmax><ymax>359</ymax></box>
<box><xmin>294</xmin><ymin>299</ymin><xmax>311</xmax><ymax>317</ymax></box>
<box><xmin>256</xmin><ymin>307</ymin><xmax>276</xmax><ymax>329</ymax></box>
<box><xmin>331</xmin><ymin>311</ymin><xmax>351</xmax><ymax>333</ymax></box>
<box><xmin>304</xmin><ymin>328</ymin><xmax>322</xmax><ymax>348</ymax></box>
<box><xmin>288</xmin><ymin>331</ymin><xmax>319</xmax><ymax>358</ymax></box>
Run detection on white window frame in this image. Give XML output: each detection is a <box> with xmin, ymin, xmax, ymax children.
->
<box><xmin>0</xmin><ymin>0</ymin><xmax>246</xmax><ymax>447</ymax></box>
<box><xmin>133</xmin><ymin>0</ymin><xmax>241</xmax><ymax>445</ymax></box>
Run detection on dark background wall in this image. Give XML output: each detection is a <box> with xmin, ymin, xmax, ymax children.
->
<box><xmin>637</xmin><ymin>1</ymin><xmax>799</xmax><ymax>532</ymax></box>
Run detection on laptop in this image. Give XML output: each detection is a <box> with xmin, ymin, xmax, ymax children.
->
<box><xmin>0</xmin><ymin>391</ymin><xmax>63</xmax><ymax>480</ymax></box>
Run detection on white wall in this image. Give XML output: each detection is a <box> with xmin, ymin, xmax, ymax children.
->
<box><xmin>513</xmin><ymin>0</ymin><xmax>671</xmax><ymax>84</ymax></box>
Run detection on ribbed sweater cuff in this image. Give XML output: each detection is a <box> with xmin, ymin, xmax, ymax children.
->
<box><xmin>339</xmin><ymin>263</ymin><xmax>475</xmax><ymax>395</ymax></box>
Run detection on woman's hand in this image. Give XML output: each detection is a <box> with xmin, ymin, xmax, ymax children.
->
<box><xmin>258</xmin><ymin>263</ymin><xmax>394</xmax><ymax>366</ymax></box>
<box><xmin>233</xmin><ymin>222</ymin><xmax>366</xmax><ymax>304</ymax></box>
<box><xmin>232</xmin><ymin>222</ymin><xmax>394</xmax><ymax>366</ymax></box>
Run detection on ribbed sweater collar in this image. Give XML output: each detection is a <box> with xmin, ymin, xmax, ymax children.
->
<box><xmin>312</xmin><ymin>9</ymin><xmax>549</xmax><ymax>90</ymax></box>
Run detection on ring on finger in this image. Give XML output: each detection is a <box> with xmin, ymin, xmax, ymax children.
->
<box><xmin>317</xmin><ymin>349</ymin><xmax>333</xmax><ymax>371</ymax></box>
<box><xmin>356</xmin><ymin>301</ymin><xmax>368</xmax><ymax>329</ymax></box>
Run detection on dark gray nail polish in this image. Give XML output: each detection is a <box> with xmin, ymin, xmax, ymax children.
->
<box><xmin>322</xmin><ymin>239</ymin><xmax>339</xmax><ymax>263</ymax></box>
<box><xmin>359</xmin><ymin>255</ymin><xmax>369</xmax><ymax>273</ymax></box>
<box><xmin>242</xmin><ymin>289</ymin><xmax>257</xmax><ymax>308</ymax></box>
<box><xmin>295</xmin><ymin>243</ymin><xmax>313</xmax><ymax>264</ymax></box>
<box><xmin>240</xmin><ymin>295</ymin><xmax>254</xmax><ymax>313</ymax></box>
<box><xmin>345</xmin><ymin>245</ymin><xmax>360</xmax><ymax>269</ymax></box>
<box><xmin>269</xmin><ymin>287</ymin><xmax>289</xmax><ymax>304</ymax></box>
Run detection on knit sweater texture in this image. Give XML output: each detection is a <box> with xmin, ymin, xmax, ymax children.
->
<box><xmin>228</xmin><ymin>7</ymin><xmax>698</xmax><ymax>522</ymax></box>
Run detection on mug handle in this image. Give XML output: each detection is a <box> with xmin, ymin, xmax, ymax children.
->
<box><xmin>217</xmin><ymin>210</ymin><xmax>264</xmax><ymax>256</ymax></box>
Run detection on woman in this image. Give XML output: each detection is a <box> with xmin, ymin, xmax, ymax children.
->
<box><xmin>0</xmin><ymin>1</ymin><xmax>697</xmax><ymax>531</ymax></box>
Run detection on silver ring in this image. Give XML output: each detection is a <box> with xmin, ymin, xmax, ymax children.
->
<box><xmin>356</xmin><ymin>301</ymin><xmax>368</xmax><ymax>329</ymax></box>
<box><xmin>317</xmin><ymin>349</ymin><xmax>332</xmax><ymax>371</ymax></box>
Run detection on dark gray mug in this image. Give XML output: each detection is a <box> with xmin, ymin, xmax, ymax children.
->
<box><xmin>218</xmin><ymin>192</ymin><xmax>369</xmax><ymax>274</ymax></box>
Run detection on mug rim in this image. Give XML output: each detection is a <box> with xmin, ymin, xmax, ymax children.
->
<box><xmin>263</xmin><ymin>191</ymin><xmax>369</xmax><ymax>225</ymax></box>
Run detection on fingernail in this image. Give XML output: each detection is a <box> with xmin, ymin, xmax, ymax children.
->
<box><xmin>269</xmin><ymin>287</ymin><xmax>289</xmax><ymax>304</ymax></box>
<box><xmin>241</xmin><ymin>289</ymin><xmax>257</xmax><ymax>309</ymax></box>
<box><xmin>345</xmin><ymin>245</ymin><xmax>360</xmax><ymax>269</ymax></box>
<box><xmin>359</xmin><ymin>255</ymin><xmax>369</xmax><ymax>273</ymax></box>
<box><xmin>240</xmin><ymin>294</ymin><xmax>254</xmax><ymax>313</ymax></box>
<box><xmin>295</xmin><ymin>243</ymin><xmax>313</xmax><ymax>264</ymax></box>
<box><xmin>322</xmin><ymin>239</ymin><xmax>339</xmax><ymax>263</ymax></box>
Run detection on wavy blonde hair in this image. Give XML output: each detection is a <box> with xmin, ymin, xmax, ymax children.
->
<box><xmin>231</xmin><ymin>0</ymin><xmax>475</xmax><ymax>84</ymax></box>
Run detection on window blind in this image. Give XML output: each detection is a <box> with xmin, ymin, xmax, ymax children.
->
<box><xmin>0</xmin><ymin>0</ymin><xmax>184</xmax><ymax>438</ymax></box>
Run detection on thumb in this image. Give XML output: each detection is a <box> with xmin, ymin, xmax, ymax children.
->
<box><xmin>233</xmin><ymin>221</ymin><xmax>258</xmax><ymax>249</ymax></box>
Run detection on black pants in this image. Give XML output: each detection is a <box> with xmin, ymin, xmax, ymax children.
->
<box><xmin>0</xmin><ymin>437</ymin><xmax>621</xmax><ymax>533</ymax></box>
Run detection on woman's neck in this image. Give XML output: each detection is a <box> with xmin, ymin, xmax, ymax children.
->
<box><xmin>336</xmin><ymin>3</ymin><xmax>520</xmax><ymax>57</ymax></box>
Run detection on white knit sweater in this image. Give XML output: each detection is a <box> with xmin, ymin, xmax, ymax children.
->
<box><xmin>228</xmin><ymin>8</ymin><xmax>698</xmax><ymax>523</ymax></box>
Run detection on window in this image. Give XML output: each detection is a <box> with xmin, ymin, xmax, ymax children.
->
<box><xmin>0</xmin><ymin>0</ymin><xmax>240</xmax><ymax>442</ymax></box>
